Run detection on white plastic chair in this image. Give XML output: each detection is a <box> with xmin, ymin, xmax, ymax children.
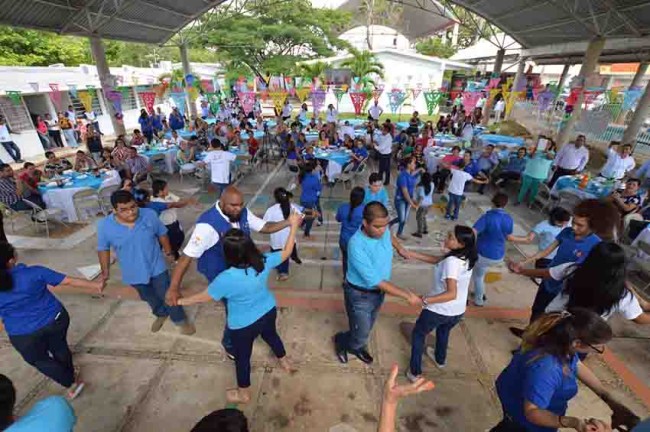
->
<box><xmin>22</xmin><ymin>199</ymin><xmax>67</xmax><ymax>238</ymax></box>
<box><xmin>72</xmin><ymin>188</ymin><xmax>101</xmax><ymax>221</ymax></box>
<box><xmin>98</xmin><ymin>184</ymin><xmax>120</xmax><ymax>215</ymax></box>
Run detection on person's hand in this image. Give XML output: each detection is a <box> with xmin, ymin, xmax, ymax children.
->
<box><xmin>507</xmin><ymin>259</ymin><xmax>522</xmax><ymax>274</ymax></box>
<box><xmin>383</xmin><ymin>364</ymin><xmax>435</xmax><ymax>406</ymax></box>
<box><xmin>584</xmin><ymin>419</ymin><xmax>612</xmax><ymax>432</ymax></box>
<box><xmin>407</xmin><ymin>292</ymin><xmax>422</xmax><ymax>307</ymax></box>
<box><xmin>395</xmin><ymin>245</ymin><xmax>411</xmax><ymax>260</ymax></box>
<box><xmin>177</xmin><ymin>298</ymin><xmax>187</xmax><ymax>306</ymax></box>
<box><xmin>410</xmin><ymin>202</ymin><xmax>418</xmax><ymax>210</ymax></box>
<box><xmin>166</xmin><ymin>287</ymin><xmax>181</xmax><ymax>306</ymax></box>
<box><xmin>288</xmin><ymin>211</ymin><xmax>304</xmax><ymax>228</ymax></box>
<box><xmin>607</xmin><ymin>398</ymin><xmax>640</xmax><ymax>430</ymax></box>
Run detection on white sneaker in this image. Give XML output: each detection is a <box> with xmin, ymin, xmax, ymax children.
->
<box><xmin>425</xmin><ymin>346</ymin><xmax>446</xmax><ymax>369</ymax></box>
<box><xmin>405</xmin><ymin>369</ymin><xmax>421</xmax><ymax>383</ymax></box>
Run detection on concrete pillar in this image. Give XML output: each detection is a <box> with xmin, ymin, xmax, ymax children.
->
<box><xmin>179</xmin><ymin>43</ymin><xmax>198</xmax><ymax>119</ymax></box>
<box><xmin>451</xmin><ymin>23</ymin><xmax>459</xmax><ymax>47</ymax></box>
<box><xmin>482</xmin><ymin>48</ymin><xmax>506</xmax><ymax>125</ymax></box>
<box><xmin>89</xmin><ymin>36</ymin><xmax>125</xmax><ymax>136</ymax></box>
<box><xmin>556</xmin><ymin>37</ymin><xmax>606</xmax><ymax>146</ymax></box>
<box><xmin>616</xmin><ymin>61</ymin><xmax>648</xmax><ymax>124</ymax></box>
<box><xmin>621</xmin><ymin>79</ymin><xmax>650</xmax><ymax>148</ymax></box>
<box><xmin>505</xmin><ymin>58</ymin><xmax>526</xmax><ymax>120</ymax></box>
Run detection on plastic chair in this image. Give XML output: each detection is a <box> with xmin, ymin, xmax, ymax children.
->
<box><xmin>534</xmin><ymin>183</ymin><xmax>558</xmax><ymax>213</ymax></box>
<box><xmin>149</xmin><ymin>154</ymin><xmax>168</xmax><ymax>176</ymax></box>
<box><xmin>332</xmin><ymin>162</ymin><xmax>357</xmax><ymax>192</ymax></box>
<box><xmin>177</xmin><ymin>161</ymin><xmax>196</xmax><ymax>183</ymax></box>
<box><xmin>98</xmin><ymin>184</ymin><xmax>120</xmax><ymax>215</ymax></box>
<box><xmin>557</xmin><ymin>189</ymin><xmax>582</xmax><ymax>212</ymax></box>
<box><xmin>21</xmin><ymin>199</ymin><xmax>67</xmax><ymax>238</ymax></box>
<box><xmin>72</xmin><ymin>188</ymin><xmax>101</xmax><ymax>221</ymax></box>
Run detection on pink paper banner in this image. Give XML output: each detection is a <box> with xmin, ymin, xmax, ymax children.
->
<box><xmin>139</xmin><ymin>91</ymin><xmax>157</xmax><ymax>113</ymax></box>
<box><xmin>349</xmin><ymin>92</ymin><xmax>367</xmax><ymax>115</ymax></box>
<box><xmin>238</xmin><ymin>91</ymin><xmax>257</xmax><ymax>115</ymax></box>
<box><xmin>201</xmin><ymin>79</ymin><xmax>214</xmax><ymax>93</ymax></box>
<box><xmin>461</xmin><ymin>91</ymin><xmax>482</xmax><ymax>112</ymax></box>
<box><xmin>49</xmin><ymin>83</ymin><xmax>62</xmax><ymax>110</ymax></box>
<box><xmin>411</xmin><ymin>88</ymin><xmax>422</xmax><ymax>101</ymax></box>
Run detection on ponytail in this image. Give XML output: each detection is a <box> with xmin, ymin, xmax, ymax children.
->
<box><xmin>273</xmin><ymin>187</ymin><xmax>293</xmax><ymax>220</ymax></box>
<box><xmin>348</xmin><ymin>187</ymin><xmax>366</xmax><ymax>222</ymax></box>
<box><xmin>0</xmin><ymin>243</ymin><xmax>15</xmax><ymax>292</ymax></box>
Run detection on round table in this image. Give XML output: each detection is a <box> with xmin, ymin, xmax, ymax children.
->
<box><xmin>551</xmin><ymin>175</ymin><xmax>615</xmax><ymax>200</ymax></box>
<box><xmin>313</xmin><ymin>149</ymin><xmax>352</xmax><ymax>179</ymax></box>
<box><xmin>140</xmin><ymin>146</ymin><xmax>179</xmax><ymax>174</ymax></box>
<box><xmin>476</xmin><ymin>134</ymin><xmax>525</xmax><ymax>148</ymax></box>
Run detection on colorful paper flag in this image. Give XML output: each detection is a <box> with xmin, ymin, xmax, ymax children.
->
<box><xmin>461</xmin><ymin>91</ymin><xmax>482</xmax><ymax>112</ymax></box>
<box><xmin>139</xmin><ymin>92</ymin><xmax>157</xmax><ymax>113</ymax></box>
<box><xmin>387</xmin><ymin>89</ymin><xmax>407</xmax><ymax>113</ymax></box>
<box><xmin>349</xmin><ymin>92</ymin><xmax>367</xmax><ymax>115</ymax></box>
<box><xmin>410</xmin><ymin>87</ymin><xmax>422</xmax><ymax>101</ymax></box>
<box><xmin>238</xmin><ymin>91</ymin><xmax>257</xmax><ymax>115</ymax></box>
<box><xmin>48</xmin><ymin>83</ymin><xmax>62</xmax><ymax>110</ymax></box>
<box><xmin>310</xmin><ymin>89</ymin><xmax>327</xmax><ymax>114</ymax></box>
<box><xmin>623</xmin><ymin>87</ymin><xmax>643</xmax><ymax>111</ymax></box>
<box><xmin>78</xmin><ymin>91</ymin><xmax>93</xmax><ymax>112</ymax></box>
<box><xmin>423</xmin><ymin>91</ymin><xmax>444</xmax><ymax>115</ymax></box>
<box><xmin>68</xmin><ymin>84</ymin><xmax>77</xmax><ymax>98</ymax></box>
<box><xmin>5</xmin><ymin>91</ymin><xmax>22</xmax><ymax>106</ymax></box>
<box><xmin>170</xmin><ymin>92</ymin><xmax>187</xmax><ymax>116</ymax></box>
<box><xmin>86</xmin><ymin>85</ymin><xmax>96</xmax><ymax>98</ymax></box>
<box><xmin>295</xmin><ymin>88</ymin><xmax>311</xmax><ymax>103</ymax></box>
<box><xmin>333</xmin><ymin>88</ymin><xmax>346</xmax><ymax>104</ymax></box>
<box><xmin>268</xmin><ymin>91</ymin><xmax>288</xmax><ymax>114</ymax></box>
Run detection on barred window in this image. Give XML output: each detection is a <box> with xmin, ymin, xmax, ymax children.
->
<box><xmin>0</xmin><ymin>96</ymin><xmax>33</xmax><ymax>132</ymax></box>
<box><xmin>121</xmin><ymin>87</ymin><xmax>138</xmax><ymax>111</ymax></box>
<box><xmin>68</xmin><ymin>90</ymin><xmax>104</xmax><ymax>117</ymax></box>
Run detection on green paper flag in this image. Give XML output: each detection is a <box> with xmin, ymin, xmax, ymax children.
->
<box><xmin>333</xmin><ymin>88</ymin><xmax>346</xmax><ymax>104</ymax></box>
<box><xmin>423</xmin><ymin>91</ymin><xmax>445</xmax><ymax>115</ymax></box>
<box><xmin>206</xmin><ymin>92</ymin><xmax>220</xmax><ymax>113</ymax></box>
<box><xmin>5</xmin><ymin>91</ymin><xmax>22</xmax><ymax>106</ymax></box>
<box><xmin>86</xmin><ymin>85</ymin><xmax>96</xmax><ymax>98</ymax></box>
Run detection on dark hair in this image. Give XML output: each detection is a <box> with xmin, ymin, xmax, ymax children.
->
<box><xmin>522</xmin><ymin>308</ymin><xmax>612</xmax><ymax>362</ymax></box>
<box><xmin>451</xmin><ymin>145</ymin><xmax>461</xmax><ymax>153</ymax></box>
<box><xmin>419</xmin><ymin>172</ymin><xmax>433</xmax><ymax>196</ymax></box>
<box><xmin>0</xmin><ymin>164</ymin><xmax>8</xmax><ymax>171</ymax></box>
<box><xmin>573</xmin><ymin>199</ymin><xmax>620</xmax><ymax>240</ymax></box>
<box><xmin>111</xmin><ymin>190</ymin><xmax>135</xmax><ymax>209</ymax></box>
<box><xmin>45</xmin><ymin>151</ymin><xmax>55</xmax><ymax>158</ymax></box>
<box><xmin>369</xmin><ymin>172</ymin><xmax>382</xmax><ymax>184</ymax></box>
<box><xmin>222</xmin><ymin>229</ymin><xmax>265</xmax><ymax>274</ymax></box>
<box><xmin>190</xmin><ymin>408</ymin><xmax>249</xmax><ymax>432</ymax></box>
<box><xmin>0</xmin><ymin>374</ymin><xmax>15</xmax><ymax>430</ymax></box>
<box><xmin>133</xmin><ymin>128</ymin><xmax>141</xmax><ymax>134</ymax></box>
<box><xmin>273</xmin><ymin>187</ymin><xmax>293</xmax><ymax>219</ymax></box>
<box><xmin>549</xmin><ymin>206</ymin><xmax>571</xmax><ymax>226</ymax></box>
<box><xmin>348</xmin><ymin>187</ymin><xmax>365</xmax><ymax>221</ymax></box>
<box><xmin>464</xmin><ymin>150</ymin><xmax>472</xmax><ymax>157</ymax></box>
<box><xmin>152</xmin><ymin>179</ymin><xmax>167</xmax><ymax>197</ymax></box>
<box><xmin>23</xmin><ymin>162</ymin><xmax>34</xmax><ymax>169</ymax></box>
<box><xmin>445</xmin><ymin>225</ymin><xmax>478</xmax><ymax>269</ymax></box>
<box><xmin>492</xmin><ymin>192</ymin><xmax>508</xmax><ymax>208</ymax></box>
<box><xmin>517</xmin><ymin>146</ymin><xmax>527</xmax><ymax>155</ymax></box>
<box><xmin>139</xmin><ymin>110</ymin><xmax>148</xmax><ymax>120</ymax></box>
<box><xmin>76</xmin><ymin>150</ymin><xmax>85</xmax><ymax>155</ymax></box>
<box><xmin>299</xmin><ymin>160</ymin><xmax>316</xmax><ymax>182</ymax></box>
<box><xmin>626</xmin><ymin>178</ymin><xmax>641</xmax><ymax>187</ymax></box>
<box><xmin>210</xmin><ymin>138</ymin><xmax>223</xmax><ymax>149</ymax></box>
<box><xmin>363</xmin><ymin>201</ymin><xmax>388</xmax><ymax>222</ymax></box>
<box><xmin>0</xmin><ymin>243</ymin><xmax>15</xmax><ymax>292</ymax></box>
<box><xmin>562</xmin><ymin>242</ymin><xmax>628</xmax><ymax>317</ymax></box>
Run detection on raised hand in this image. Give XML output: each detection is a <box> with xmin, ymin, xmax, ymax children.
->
<box><xmin>383</xmin><ymin>364</ymin><xmax>435</xmax><ymax>406</ymax></box>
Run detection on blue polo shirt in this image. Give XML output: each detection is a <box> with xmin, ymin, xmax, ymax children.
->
<box><xmin>363</xmin><ymin>187</ymin><xmax>388</xmax><ymax>207</ymax></box>
<box><xmin>97</xmin><ymin>208</ymin><xmax>168</xmax><ymax>285</ymax></box>
<box><xmin>300</xmin><ymin>172</ymin><xmax>321</xmax><ymax>204</ymax></box>
<box><xmin>496</xmin><ymin>350</ymin><xmax>579</xmax><ymax>432</ymax></box>
<box><xmin>346</xmin><ymin>229</ymin><xmax>392</xmax><ymax>289</ymax></box>
<box><xmin>395</xmin><ymin>170</ymin><xmax>418</xmax><ymax>201</ymax></box>
<box><xmin>145</xmin><ymin>201</ymin><xmax>169</xmax><ymax>215</ymax></box>
<box><xmin>0</xmin><ymin>264</ymin><xmax>65</xmax><ymax>336</ymax></box>
<box><xmin>473</xmin><ymin>208</ymin><xmax>514</xmax><ymax>260</ymax></box>
<box><xmin>336</xmin><ymin>203</ymin><xmax>365</xmax><ymax>246</ymax></box>
<box><xmin>460</xmin><ymin>159</ymin><xmax>480</xmax><ymax>176</ymax></box>
<box><xmin>353</xmin><ymin>147</ymin><xmax>368</xmax><ymax>160</ymax></box>
<box><xmin>544</xmin><ymin>227</ymin><xmax>601</xmax><ymax>294</ymax></box>
<box><xmin>208</xmin><ymin>252</ymin><xmax>281</xmax><ymax>329</ymax></box>
<box><xmin>7</xmin><ymin>396</ymin><xmax>76</xmax><ymax>431</ymax></box>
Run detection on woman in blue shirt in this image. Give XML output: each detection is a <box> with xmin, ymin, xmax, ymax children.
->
<box><xmin>492</xmin><ymin>308</ymin><xmax>637</xmax><ymax>432</ymax></box>
<box><xmin>364</xmin><ymin>172</ymin><xmax>389</xmax><ymax>207</ymax></box>
<box><xmin>178</xmin><ymin>212</ymin><xmax>303</xmax><ymax>404</ymax></box>
<box><xmin>0</xmin><ymin>243</ymin><xmax>103</xmax><ymax>399</ymax></box>
<box><xmin>299</xmin><ymin>160</ymin><xmax>322</xmax><ymax>239</ymax></box>
<box><xmin>393</xmin><ymin>157</ymin><xmax>421</xmax><ymax>239</ymax></box>
<box><xmin>138</xmin><ymin>109</ymin><xmax>154</xmax><ymax>144</ymax></box>
<box><xmin>494</xmin><ymin>147</ymin><xmax>528</xmax><ymax>188</ymax></box>
<box><xmin>335</xmin><ymin>187</ymin><xmax>366</xmax><ymax>279</ymax></box>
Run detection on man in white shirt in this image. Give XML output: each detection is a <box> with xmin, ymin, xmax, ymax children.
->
<box><xmin>84</xmin><ymin>110</ymin><xmax>101</xmax><ymax>134</ymax></box>
<box><xmin>600</xmin><ymin>141</ymin><xmax>635</xmax><ymax>180</ymax></box>
<box><xmin>548</xmin><ymin>134</ymin><xmax>590</xmax><ymax>187</ymax></box>
<box><xmin>338</xmin><ymin>120</ymin><xmax>356</xmax><ymax>142</ymax></box>
<box><xmin>476</xmin><ymin>94</ymin><xmax>486</xmax><ymax>109</ymax></box>
<box><xmin>368</xmin><ymin>101</ymin><xmax>384</xmax><ymax>121</ymax></box>
<box><xmin>281</xmin><ymin>100</ymin><xmax>293</xmax><ymax>121</ymax></box>
<box><xmin>374</xmin><ymin>124</ymin><xmax>394</xmax><ymax>185</ymax></box>
<box><xmin>326</xmin><ymin>104</ymin><xmax>338</xmax><ymax>124</ymax></box>
<box><xmin>200</xmin><ymin>139</ymin><xmax>237</xmax><ymax>198</ymax></box>
<box><xmin>0</xmin><ymin>117</ymin><xmax>22</xmax><ymax>163</ymax></box>
<box><xmin>166</xmin><ymin>186</ymin><xmax>291</xmax><ymax>358</ymax></box>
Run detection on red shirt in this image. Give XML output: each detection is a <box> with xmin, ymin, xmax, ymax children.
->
<box><xmin>36</xmin><ymin>121</ymin><xmax>48</xmax><ymax>134</ymax></box>
<box><xmin>248</xmin><ymin>137</ymin><xmax>259</xmax><ymax>156</ymax></box>
<box><xmin>19</xmin><ymin>171</ymin><xmax>39</xmax><ymax>189</ymax></box>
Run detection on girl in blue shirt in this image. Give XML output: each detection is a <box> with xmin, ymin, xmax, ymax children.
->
<box><xmin>335</xmin><ymin>187</ymin><xmax>366</xmax><ymax>279</ymax></box>
<box><xmin>178</xmin><ymin>212</ymin><xmax>303</xmax><ymax>404</ymax></box>
<box><xmin>299</xmin><ymin>160</ymin><xmax>322</xmax><ymax>239</ymax></box>
<box><xmin>393</xmin><ymin>157</ymin><xmax>422</xmax><ymax>239</ymax></box>
<box><xmin>492</xmin><ymin>308</ymin><xmax>637</xmax><ymax>432</ymax></box>
<box><xmin>0</xmin><ymin>243</ymin><xmax>103</xmax><ymax>400</ymax></box>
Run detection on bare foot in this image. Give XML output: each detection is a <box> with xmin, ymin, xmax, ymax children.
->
<box><xmin>276</xmin><ymin>274</ymin><xmax>289</xmax><ymax>282</ymax></box>
<box><xmin>226</xmin><ymin>388</ymin><xmax>251</xmax><ymax>404</ymax></box>
<box><xmin>278</xmin><ymin>357</ymin><xmax>296</xmax><ymax>373</ymax></box>
<box><xmin>303</xmin><ymin>235</ymin><xmax>313</xmax><ymax>241</ymax></box>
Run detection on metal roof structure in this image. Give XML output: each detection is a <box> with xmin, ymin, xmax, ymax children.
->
<box><xmin>0</xmin><ymin>0</ymin><xmax>226</xmax><ymax>44</ymax></box>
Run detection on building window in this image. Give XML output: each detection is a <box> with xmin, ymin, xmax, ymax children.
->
<box><xmin>0</xmin><ymin>97</ymin><xmax>33</xmax><ymax>132</ymax></box>
<box><xmin>121</xmin><ymin>87</ymin><xmax>138</xmax><ymax>111</ymax></box>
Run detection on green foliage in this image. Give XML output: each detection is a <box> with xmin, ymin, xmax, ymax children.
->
<box><xmin>0</xmin><ymin>27</ymin><xmax>90</xmax><ymax>66</ymax></box>
<box><xmin>415</xmin><ymin>37</ymin><xmax>457</xmax><ymax>58</ymax></box>
<box><xmin>340</xmin><ymin>48</ymin><xmax>384</xmax><ymax>88</ymax></box>
<box><xmin>192</xmin><ymin>0</ymin><xmax>351</xmax><ymax>78</ymax></box>
<box><xmin>297</xmin><ymin>61</ymin><xmax>330</xmax><ymax>81</ymax></box>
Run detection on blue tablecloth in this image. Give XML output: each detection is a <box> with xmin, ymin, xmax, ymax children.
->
<box><xmin>141</xmin><ymin>146</ymin><xmax>178</xmax><ymax>158</ymax></box>
<box><xmin>434</xmin><ymin>134</ymin><xmax>462</xmax><ymax>146</ymax></box>
<box><xmin>553</xmin><ymin>175</ymin><xmax>614</xmax><ymax>199</ymax></box>
<box><xmin>39</xmin><ymin>172</ymin><xmax>106</xmax><ymax>193</ymax></box>
<box><xmin>165</xmin><ymin>130</ymin><xmax>195</xmax><ymax>139</ymax></box>
<box><xmin>240</xmin><ymin>130</ymin><xmax>265</xmax><ymax>140</ymax></box>
<box><xmin>477</xmin><ymin>134</ymin><xmax>525</xmax><ymax>148</ymax></box>
<box><xmin>314</xmin><ymin>149</ymin><xmax>351</xmax><ymax>166</ymax></box>
<box><xmin>396</xmin><ymin>121</ymin><xmax>411</xmax><ymax>130</ymax></box>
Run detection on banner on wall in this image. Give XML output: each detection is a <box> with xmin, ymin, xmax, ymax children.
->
<box><xmin>139</xmin><ymin>92</ymin><xmax>157</xmax><ymax>113</ymax></box>
<box><xmin>78</xmin><ymin>91</ymin><xmax>93</xmax><ymax>112</ymax></box>
<box><xmin>268</xmin><ymin>91</ymin><xmax>288</xmax><ymax>113</ymax></box>
<box><xmin>410</xmin><ymin>86</ymin><xmax>422</xmax><ymax>101</ymax></box>
<box><xmin>387</xmin><ymin>89</ymin><xmax>407</xmax><ymax>113</ymax></box>
<box><xmin>238</xmin><ymin>91</ymin><xmax>257</xmax><ymax>114</ymax></box>
<box><xmin>461</xmin><ymin>91</ymin><xmax>482</xmax><ymax>112</ymax></box>
<box><xmin>311</xmin><ymin>89</ymin><xmax>327</xmax><ymax>114</ymax></box>
<box><xmin>170</xmin><ymin>92</ymin><xmax>187</xmax><ymax>116</ymax></box>
<box><xmin>49</xmin><ymin>83</ymin><xmax>62</xmax><ymax>110</ymax></box>
<box><xmin>423</xmin><ymin>91</ymin><xmax>444</xmax><ymax>115</ymax></box>
<box><xmin>5</xmin><ymin>91</ymin><xmax>22</xmax><ymax>106</ymax></box>
<box><xmin>295</xmin><ymin>88</ymin><xmax>311</xmax><ymax>103</ymax></box>
<box><xmin>622</xmin><ymin>87</ymin><xmax>643</xmax><ymax>111</ymax></box>
<box><xmin>185</xmin><ymin>74</ymin><xmax>195</xmax><ymax>86</ymax></box>
<box><xmin>349</xmin><ymin>92</ymin><xmax>367</xmax><ymax>115</ymax></box>
<box><xmin>106</xmin><ymin>88</ymin><xmax>123</xmax><ymax>115</ymax></box>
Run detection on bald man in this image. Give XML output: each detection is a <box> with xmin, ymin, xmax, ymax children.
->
<box><xmin>167</xmin><ymin>186</ymin><xmax>290</xmax><ymax>358</ymax></box>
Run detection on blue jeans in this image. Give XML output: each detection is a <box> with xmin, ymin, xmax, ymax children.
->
<box><xmin>339</xmin><ymin>240</ymin><xmax>349</xmax><ymax>278</ymax></box>
<box><xmin>212</xmin><ymin>182</ymin><xmax>229</xmax><ymax>199</ymax></box>
<box><xmin>409</xmin><ymin>309</ymin><xmax>463</xmax><ymax>375</ymax></box>
<box><xmin>132</xmin><ymin>271</ymin><xmax>186</xmax><ymax>324</ymax></box>
<box><xmin>445</xmin><ymin>192</ymin><xmax>463</xmax><ymax>220</ymax></box>
<box><xmin>394</xmin><ymin>198</ymin><xmax>410</xmax><ymax>236</ymax></box>
<box><xmin>336</xmin><ymin>283</ymin><xmax>385</xmax><ymax>351</ymax></box>
<box><xmin>471</xmin><ymin>255</ymin><xmax>503</xmax><ymax>306</ymax></box>
<box><xmin>301</xmin><ymin>200</ymin><xmax>317</xmax><ymax>236</ymax></box>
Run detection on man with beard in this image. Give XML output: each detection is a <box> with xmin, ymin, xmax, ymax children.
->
<box><xmin>166</xmin><ymin>186</ymin><xmax>291</xmax><ymax>358</ymax></box>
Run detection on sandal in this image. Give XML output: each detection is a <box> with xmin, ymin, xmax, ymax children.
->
<box><xmin>67</xmin><ymin>381</ymin><xmax>85</xmax><ymax>400</ymax></box>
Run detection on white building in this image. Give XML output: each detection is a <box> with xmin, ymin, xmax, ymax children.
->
<box><xmin>0</xmin><ymin>62</ymin><xmax>222</xmax><ymax>161</ymax></box>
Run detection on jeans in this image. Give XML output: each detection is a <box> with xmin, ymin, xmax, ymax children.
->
<box><xmin>433</xmin><ymin>169</ymin><xmax>451</xmax><ymax>192</ymax></box>
<box><xmin>9</xmin><ymin>308</ymin><xmax>75</xmax><ymax>388</ymax></box>
<box><xmin>339</xmin><ymin>240</ymin><xmax>349</xmax><ymax>278</ymax></box>
<box><xmin>12</xmin><ymin>195</ymin><xmax>46</xmax><ymax>211</ymax></box>
<box><xmin>517</xmin><ymin>175</ymin><xmax>543</xmax><ymax>205</ymax></box>
<box><xmin>415</xmin><ymin>205</ymin><xmax>429</xmax><ymax>234</ymax></box>
<box><xmin>301</xmin><ymin>200</ymin><xmax>317</xmax><ymax>236</ymax></box>
<box><xmin>378</xmin><ymin>154</ymin><xmax>391</xmax><ymax>185</ymax></box>
<box><xmin>166</xmin><ymin>221</ymin><xmax>185</xmax><ymax>260</ymax></box>
<box><xmin>270</xmin><ymin>246</ymin><xmax>299</xmax><ymax>275</ymax></box>
<box><xmin>1</xmin><ymin>141</ymin><xmax>21</xmax><ymax>161</ymax></box>
<box><xmin>529</xmin><ymin>280</ymin><xmax>558</xmax><ymax>323</ymax></box>
<box><xmin>48</xmin><ymin>130</ymin><xmax>64</xmax><ymax>147</ymax></box>
<box><xmin>490</xmin><ymin>416</ymin><xmax>527</xmax><ymax>432</ymax></box>
<box><xmin>316</xmin><ymin>197</ymin><xmax>324</xmax><ymax>223</ymax></box>
<box><xmin>213</xmin><ymin>182</ymin><xmax>229</xmax><ymax>199</ymax></box>
<box><xmin>471</xmin><ymin>255</ymin><xmax>503</xmax><ymax>306</ymax></box>
<box><xmin>230</xmin><ymin>307</ymin><xmax>286</xmax><ymax>387</ymax></box>
<box><xmin>394</xmin><ymin>198</ymin><xmax>410</xmax><ymax>236</ymax></box>
<box><xmin>132</xmin><ymin>271</ymin><xmax>186</xmax><ymax>324</ymax></box>
<box><xmin>409</xmin><ymin>309</ymin><xmax>463</xmax><ymax>375</ymax></box>
<box><xmin>62</xmin><ymin>129</ymin><xmax>78</xmax><ymax>147</ymax></box>
<box><xmin>445</xmin><ymin>193</ymin><xmax>463</xmax><ymax>220</ymax></box>
<box><xmin>38</xmin><ymin>132</ymin><xmax>52</xmax><ymax>150</ymax></box>
<box><xmin>336</xmin><ymin>282</ymin><xmax>385</xmax><ymax>351</ymax></box>
<box><xmin>143</xmin><ymin>129</ymin><xmax>154</xmax><ymax>144</ymax></box>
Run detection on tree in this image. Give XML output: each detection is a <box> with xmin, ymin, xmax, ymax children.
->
<box><xmin>297</xmin><ymin>61</ymin><xmax>330</xmax><ymax>81</ymax></box>
<box><xmin>340</xmin><ymin>48</ymin><xmax>384</xmax><ymax>88</ymax></box>
<box><xmin>358</xmin><ymin>0</ymin><xmax>403</xmax><ymax>50</ymax></box>
<box><xmin>415</xmin><ymin>37</ymin><xmax>457</xmax><ymax>58</ymax></box>
<box><xmin>0</xmin><ymin>27</ymin><xmax>90</xmax><ymax>66</ymax></box>
<box><xmin>192</xmin><ymin>0</ymin><xmax>351</xmax><ymax>79</ymax></box>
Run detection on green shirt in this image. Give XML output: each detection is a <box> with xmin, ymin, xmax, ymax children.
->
<box><xmin>524</xmin><ymin>152</ymin><xmax>554</xmax><ymax>180</ymax></box>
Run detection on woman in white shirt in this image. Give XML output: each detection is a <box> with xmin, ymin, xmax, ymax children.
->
<box><xmin>404</xmin><ymin>225</ymin><xmax>478</xmax><ymax>380</ymax></box>
<box><xmin>298</xmin><ymin>103</ymin><xmax>309</xmax><ymax>123</ymax></box>
<box><xmin>281</xmin><ymin>100</ymin><xmax>293</xmax><ymax>121</ymax></box>
<box><xmin>263</xmin><ymin>187</ymin><xmax>303</xmax><ymax>281</ymax></box>
<box><xmin>168</xmin><ymin>130</ymin><xmax>183</xmax><ymax>147</ymax></box>
<box><xmin>509</xmin><ymin>242</ymin><xmax>650</xmax><ymax>324</ymax></box>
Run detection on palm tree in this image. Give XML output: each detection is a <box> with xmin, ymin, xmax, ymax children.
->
<box><xmin>297</xmin><ymin>61</ymin><xmax>330</xmax><ymax>83</ymax></box>
<box><xmin>340</xmin><ymin>48</ymin><xmax>384</xmax><ymax>88</ymax></box>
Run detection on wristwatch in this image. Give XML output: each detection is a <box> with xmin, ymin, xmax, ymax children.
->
<box><xmin>421</xmin><ymin>296</ymin><xmax>428</xmax><ymax>306</ymax></box>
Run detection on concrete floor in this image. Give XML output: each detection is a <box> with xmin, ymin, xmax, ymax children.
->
<box><xmin>4</xmin><ymin>157</ymin><xmax>650</xmax><ymax>431</ymax></box>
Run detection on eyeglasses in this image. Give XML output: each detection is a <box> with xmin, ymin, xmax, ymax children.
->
<box><xmin>585</xmin><ymin>342</ymin><xmax>605</xmax><ymax>354</ymax></box>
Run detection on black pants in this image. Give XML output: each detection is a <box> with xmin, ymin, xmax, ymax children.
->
<box><xmin>0</xmin><ymin>211</ymin><xmax>6</xmax><ymax>243</ymax></box>
<box><xmin>48</xmin><ymin>130</ymin><xmax>64</xmax><ymax>148</ymax></box>
<box><xmin>230</xmin><ymin>307</ymin><xmax>286</xmax><ymax>388</ymax></box>
<box><xmin>548</xmin><ymin>167</ymin><xmax>577</xmax><ymax>188</ymax></box>
<box><xmin>629</xmin><ymin>220</ymin><xmax>649</xmax><ymax>241</ymax></box>
<box><xmin>490</xmin><ymin>417</ymin><xmax>527</xmax><ymax>432</ymax></box>
<box><xmin>9</xmin><ymin>308</ymin><xmax>75</xmax><ymax>388</ymax></box>
<box><xmin>11</xmin><ymin>195</ymin><xmax>46</xmax><ymax>211</ymax></box>
<box><xmin>143</xmin><ymin>130</ymin><xmax>154</xmax><ymax>144</ymax></box>
<box><xmin>433</xmin><ymin>169</ymin><xmax>451</xmax><ymax>193</ymax></box>
<box><xmin>496</xmin><ymin>171</ymin><xmax>521</xmax><ymax>187</ymax></box>
<box><xmin>530</xmin><ymin>281</ymin><xmax>558</xmax><ymax>323</ymax></box>
<box><xmin>1</xmin><ymin>141</ymin><xmax>21</xmax><ymax>161</ymax></box>
<box><xmin>378</xmin><ymin>154</ymin><xmax>391</xmax><ymax>185</ymax></box>
<box><xmin>166</xmin><ymin>221</ymin><xmax>185</xmax><ymax>260</ymax></box>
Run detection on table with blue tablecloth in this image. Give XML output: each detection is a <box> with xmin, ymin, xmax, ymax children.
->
<box><xmin>312</xmin><ymin>149</ymin><xmax>353</xmax><ymax>179</ymax></box>
<box><xmin>165</xmin><ymin>130</ymin><xmax>195</xmax><ymax>140</ymax></box>
<box><xmin>551</xmin><ymin>175</ymin><xmax>615</xmax><ymax>200</ymax></box>
<box><xmin>434</xmin><ymin>134</ymin><xmax>463</xmax><ymax>146</ymax></box>
<box><xmin>240</xmin><ymin>130</ymin><xmax>265</xmax><ymax>140</ymax></box>
<box><xmin>140</xmin><ymin>146</ymin><xmax>179</xmax><ymax>174</ymax></box>
<box><xmin>39</xmin><ymin>170</ymin><xmax>121</xmax><ymax>222</ymax></box>
<box><xmin>475</xmin><ymin>134</ymin><xmax>525</xmax><ymax>148</ymax></box>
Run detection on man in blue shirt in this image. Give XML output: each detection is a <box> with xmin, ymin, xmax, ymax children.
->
<box><xmin>475</xmin><ymin>145</ymin><xmax>500</xmax><ymax>194</ymax></box>
<box><xmin>97</xmin><ymin>190</ymin><xmax>194</xmax><ymax>335</ymax></box>
<box><xmin>334</xmin><ymin>202</ymin><xmax>420</xmax><ymax>364</ymax></box>
<box><xmin>494</xmin><ymin>147</ymin><xmax>528</xmax><ymax>188</ymax></box>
